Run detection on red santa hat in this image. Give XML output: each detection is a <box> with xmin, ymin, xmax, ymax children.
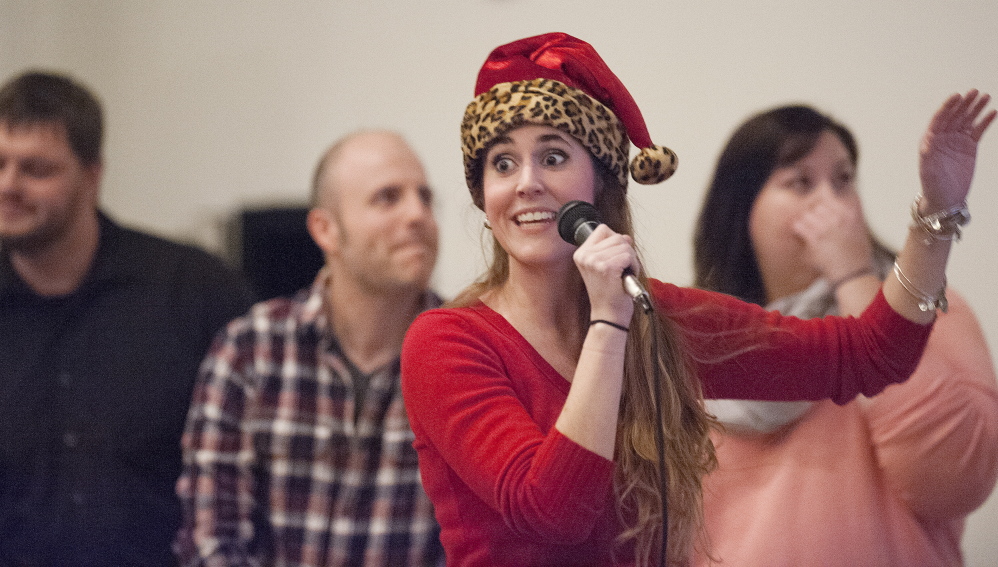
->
<box><xmin>461</xmin><ymin>32</ymin><xmax>677</xmax><ymax>207</ymax></box>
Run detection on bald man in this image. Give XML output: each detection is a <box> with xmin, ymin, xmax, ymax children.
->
<box><xmin>176</xmin><ymin>130</ymin><xmax>443</xmax><ymax>566</ymax></box>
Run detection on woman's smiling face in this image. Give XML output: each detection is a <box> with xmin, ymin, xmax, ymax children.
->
<box><xmin>481</xmin><ymin>124</ymin><xmax>596</xmax><ymax>269</ymax></box>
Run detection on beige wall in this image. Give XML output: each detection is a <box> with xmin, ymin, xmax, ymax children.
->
<box><xmin>3</xmin><ymin>1</ymin><xmax>996</xmax><ymax>563</ymax></box>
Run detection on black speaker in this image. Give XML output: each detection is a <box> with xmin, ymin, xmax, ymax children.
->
<box><xmin>236</xmin><ymin>206</ymin><xmax>324</xmax><ymax>300</ymax></box>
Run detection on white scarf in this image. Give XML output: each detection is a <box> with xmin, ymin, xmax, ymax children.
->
<box><xmin>704</xmin><ymin>278</ymin><xmax>838</xmax><ymax>434</ymax></box>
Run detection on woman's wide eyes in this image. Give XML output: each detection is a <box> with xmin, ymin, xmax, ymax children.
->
<box><xmin>542</xmin><ymin>151</ymin><xmax>566</xmax><ymax>166</ymax></box>
<box><xmin>494</xmin><ymin>156</ymin><xmax>514</xmax><ymax>173</ymax></box>
<box><xmin>492</xmin><ymin>150</ymin><xmax>566</xmax><ymax>173</ymax></box>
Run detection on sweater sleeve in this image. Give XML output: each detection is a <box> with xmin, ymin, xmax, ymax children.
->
<box><xmin>401</xmin><ymin>308</ymin><xmax>615</xmax><ymax>544</ymax></box>
<box><xmin>651</xmin><ymin>281</ymin><xmax>933</xmax><ymax>404</ymax></box>
<box><xmin>865</xmin><ymin>290</ymin><xmax>998</xmax><ymax>519</ymax></box>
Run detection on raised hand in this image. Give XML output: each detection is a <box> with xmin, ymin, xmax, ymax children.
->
<box><xmin>919</xmin><ymin>89</ymin><xmax>996</xmax><ymax>210</ymax></box>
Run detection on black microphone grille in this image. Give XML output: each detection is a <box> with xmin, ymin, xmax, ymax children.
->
<box><xmin>556</xmin><ymin>200</ymin><xmax>601</xmax><ymax>245</ymax></box>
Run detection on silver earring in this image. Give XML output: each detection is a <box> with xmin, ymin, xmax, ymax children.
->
<box><xmin>484</xmin><ymin>219</ymin><xmax>492</xmax><ymax>230</ymax></box>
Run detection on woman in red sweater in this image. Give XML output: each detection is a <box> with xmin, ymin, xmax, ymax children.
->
<box><xmin>400</xmin><ymin>32</ymin><xmax>994</xmax><ymax>566</ymax></box>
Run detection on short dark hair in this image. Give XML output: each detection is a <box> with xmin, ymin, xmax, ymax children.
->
<box><xmin>692</xmin><ymin>105</ymin><xmax>859</xmax><ymax>305</ymax></box>
<box><xmin>0</xmin><ymin>70</ymin><xmax>104</xmax><ymax>165</ymax></box>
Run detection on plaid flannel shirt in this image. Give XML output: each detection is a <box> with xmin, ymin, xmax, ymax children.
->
<box><xmin>175</xmin><ymin>273</ymin><xmax>443</xmax><ymax>567</ymax></box>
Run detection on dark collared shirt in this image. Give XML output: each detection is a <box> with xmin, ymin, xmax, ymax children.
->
<box><xmin>0</xmin><ymin>213</ymin><xmax>255</xmax><ymax>567</ymax></box>
<box><xmin>175</xmin><ymin>272</ymin><xmax>444</xmax><ymax>567</ymax></box>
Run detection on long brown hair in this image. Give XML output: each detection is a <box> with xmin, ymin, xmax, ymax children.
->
<box><xmin>451</xmin><ymin>147</ymin><xmax>717</xmax><ymax>566</ymax></box>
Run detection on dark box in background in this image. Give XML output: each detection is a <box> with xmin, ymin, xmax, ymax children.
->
<box><xmin>234</xmin><ymin>206</ymin><xmax>324</xmax><ymax>301</ymax></box>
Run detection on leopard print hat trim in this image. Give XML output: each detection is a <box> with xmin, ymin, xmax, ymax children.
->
<box><xmin>461</xmin><ymin>78</ymin><xmax>677</xmax><ymax>206</ymax></box>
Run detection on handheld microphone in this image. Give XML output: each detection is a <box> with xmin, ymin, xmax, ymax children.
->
<box><xmin>556</xmin><ymin>200</ymin><xmax>653</xmax><ymax>314</ymax></box>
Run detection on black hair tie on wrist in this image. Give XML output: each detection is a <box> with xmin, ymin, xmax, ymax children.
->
<box><xmin>589</xmin><ymin>319</ymin><xmax>629</xmax><ymax>332</ymax></box>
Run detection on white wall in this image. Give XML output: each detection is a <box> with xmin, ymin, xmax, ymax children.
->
<box><xmin>3</xmin><ymin>1</ymin><xmax>996</xmax><ymax>563</ymax></box>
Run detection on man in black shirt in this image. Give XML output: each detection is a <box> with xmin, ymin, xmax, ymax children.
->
<box><xmin>0</xmin><ymin>70</ymin><xmax>255</xmax><ymax>566</ymax></box>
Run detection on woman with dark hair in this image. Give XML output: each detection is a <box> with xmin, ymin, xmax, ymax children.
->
<box><xmin>693</xmin><ymin>106</ymin><xmax>874</xmax><ymax>305</ymax></box>
<box><xmin>400</xmin><ymin>32</ymin><xmax>993</xmax><ymax>567</ymax></box>
<box><xmin>693</xmin><ymin>105</ymin><xmax>998</xmax><ymax>566</ymax></box>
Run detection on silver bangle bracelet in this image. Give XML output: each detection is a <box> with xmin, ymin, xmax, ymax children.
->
<box><xmin>910</xmin><ymin>194</ymin><xmax>970</xmax><ymax>245</ymax></box>
<box><xmin>893</xmin><ymin>260</ymin><xmax>948</xmax><ymax>313</ymax></box>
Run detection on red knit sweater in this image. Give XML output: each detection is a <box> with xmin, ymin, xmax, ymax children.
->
<box><xmin>400</xmin><ymin>280</ymin><xmax>931</xmax><ymax>566</ymax></box>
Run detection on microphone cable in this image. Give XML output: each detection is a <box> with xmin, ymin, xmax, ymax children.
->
<box><xmin>646</xmin><ymin>308</ymin><xmax>669</xmax><ymax>567</ymax></box>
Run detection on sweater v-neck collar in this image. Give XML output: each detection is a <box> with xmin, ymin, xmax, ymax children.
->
<box><xmin>467</xmin><ymin>300</ymin><xmax>572</xmax><ymax>393</ymax></box>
